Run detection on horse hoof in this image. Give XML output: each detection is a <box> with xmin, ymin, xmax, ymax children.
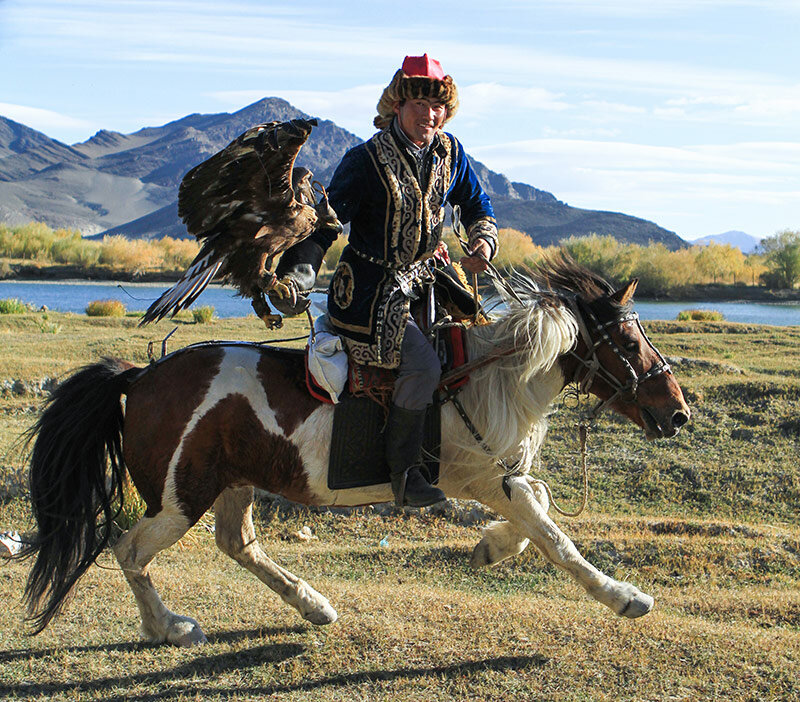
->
<box><xmin>619</xmin><ymin>591</ymin><xmax>654</xmax><ymax>619</ymax></box>
<box><xmin>167</xmin><ymin>617</ymin><xmax>208</xmax><ymax>647</ymax></box>
<box><xmin>469</xmin><ymin>540</ymin><xmax>493</xmax><ymax>568</ymax></box>
<box><xmin>303</xmin><ymin>602</ymin><xmax>338</xmax><ymax>626</ymax></box>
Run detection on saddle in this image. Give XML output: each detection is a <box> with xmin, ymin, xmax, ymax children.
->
<box><xmin>306</xmin><ymin>262</ymin><xmax>478</xmax><ymax>491</ymax></box>
<box><xmin>306</xmin><ymin>324</ymin><xmax>469</xmax><ymax>490</ymax></box>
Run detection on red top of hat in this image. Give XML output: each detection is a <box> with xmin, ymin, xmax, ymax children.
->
<box><xmin>401</xmin><ymin>54</ymin><xmax>445</xmax><ymax>80</ymax></box>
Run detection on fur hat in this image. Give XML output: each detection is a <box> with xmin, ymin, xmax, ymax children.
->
<box><xmin>374</xmin><ymin>54</ymin><xmax>459</xmax><ymax>130</ymax></box>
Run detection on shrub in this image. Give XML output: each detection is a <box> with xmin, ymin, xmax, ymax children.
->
<box><xmin>492</xmin><ymin>228</ymin><xmax>544</xmax><ymax>270</ymax></box>
<box><xmin>676</xmin><ymin>309</ymin><xmax>724</xmax><ymax>322</ymax></box>
<box><xmin>192</xmin><ymin>305</ymin><xmax>215</xmax><ymax>324</ymax></box>
<box><xmin>86</xmin><ymin>299</ymin><xmax>126</xmax><ymax>317</ymax></box>
<box><xmin>0</xmin><ymin>297</ymin><xmax>34</xmax><ymax>314</ymax></box>
<box><xmin>154</xmin><ymin>236</ymin><xmax>199</xmax><ymax>270</ymax></box>
<box><xmin>51</xmin><ymin>231</ymin><xmax>101</xmax><ymax>265</ymax></box>
<box><xmin>38</xmin><ymin>313</ymin><xmax>61</xmax><ymax>334</ymax></box>
<box><xmin>8</xmin><ymin>222</ymin><xmax>54</xmax><ymax>259</ymax></box>
<box><xmin>98</xmin><ymin>235</ymin><xmax>160</xmax><ymax>273</ymax></box>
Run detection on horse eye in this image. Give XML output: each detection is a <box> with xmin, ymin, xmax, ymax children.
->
<box><xmin>623</xmin><ymin>339</ymin><xmax>639</xmax><ymax>353</ymax></box>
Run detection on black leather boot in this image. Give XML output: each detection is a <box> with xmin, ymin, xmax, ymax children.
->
<box><xmin>385</xmin><ymin>405</ymin><xmax>446</xmax><ymax>508</ymax></box>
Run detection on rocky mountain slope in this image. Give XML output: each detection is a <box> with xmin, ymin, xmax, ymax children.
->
<box><xmin>0</xmin><ymin>100</ymin><xmax>686</xmax><ymax>249</ymax></box>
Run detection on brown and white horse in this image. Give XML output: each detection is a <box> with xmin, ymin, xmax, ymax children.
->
<box><xmin>23</xmin><ymin>259</ymin><xmax>689</xmax><ymax>645</ymax></box>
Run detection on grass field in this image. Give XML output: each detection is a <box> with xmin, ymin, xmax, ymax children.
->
<box><xmin>0</xmin><ymin>309</ymin><xmax>798</xmax><ymax>701</ymax></box>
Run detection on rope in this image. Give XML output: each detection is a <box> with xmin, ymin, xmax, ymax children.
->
<box><xmin>446</xmin><ymin>391</ymin><xmax>590</xmax><ymax>518</ymax></box>
<box><xmin>531</xmin><ymin>423</ymin><xmax>589</xmax><ymax>518</ymax></box>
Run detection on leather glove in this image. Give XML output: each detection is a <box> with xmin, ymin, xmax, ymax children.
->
<box><xmin>268</xmin><ymin>276</ymin><xmax>311</xmax><ymax>316</ymax></box>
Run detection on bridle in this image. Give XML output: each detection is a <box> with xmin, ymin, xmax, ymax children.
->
<box><xmin>562</xmin><ymin>293</ymin><xmax>672</xmax><ymax>423</ymax></box>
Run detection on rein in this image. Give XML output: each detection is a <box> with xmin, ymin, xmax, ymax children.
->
<box><xmin>442</xmin><ymin>382</ymin><xmax>591</xmax><ymax>517</ymax></box>
<box><xmin>436</xmin><ymin>322</ymin><xmax>591</xmax><ymax>517</ymax></box>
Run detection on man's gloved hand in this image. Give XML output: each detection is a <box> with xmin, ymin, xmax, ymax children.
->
<box><xmin>268</xmin><ymin>276</ymin><xmax>311</xmax><ymax>316</ymax></box>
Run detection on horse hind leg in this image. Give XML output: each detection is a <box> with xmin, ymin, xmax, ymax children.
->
<box><xmin>470</xmin><ymin>520</ymin><xmax>531</xmax><ymax>568</ymax></box>
<box><xmin>470</xmin><ymin>481</ymin><xmax>549</xmax><ymax>568</ymax></box>
<box><xmin>113</xmin><ymin>507</ymin><xmax>207</xmax><ymax>646</ymax></box>
<box><xmin>213</xmin><ymin>487</ymin><xmax>337</xmax><ymax>626</ymax></box>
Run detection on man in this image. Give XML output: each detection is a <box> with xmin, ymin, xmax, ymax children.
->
<box><xmin>273</xmin><ymin>54</ymin><xmax>498</xmax><ymax>507</ymax></box>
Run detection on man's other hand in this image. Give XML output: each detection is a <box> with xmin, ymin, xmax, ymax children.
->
<box><xmin>459</xmin><ymin>238</ymin><xmax>491</xmax><ymax>274</ymax></box>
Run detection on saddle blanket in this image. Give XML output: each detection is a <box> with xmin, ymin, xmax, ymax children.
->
<box><xmin>327</xmin><ymin>393</ymin><xmax>441</xmax><ymax>490</ymax></box>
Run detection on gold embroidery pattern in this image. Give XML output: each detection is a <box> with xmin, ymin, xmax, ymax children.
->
<box><xmin>331</xmin><ymin>262</ymin><xmax>355</xmax><ymax>310</ymax></box>
<box><xmin>371</xmin><ymin>131</ymin><xmax>452</xmax><ymax>266</ymax></box>
<box><xmin>344</xmin><ymin>285</ymin><xmax>408</xmax><ymax>369</ymax></box>
<box><xmin>372</xmin><ymin>132</ymin><xmax>419</xmax><ymax>263</ymax></box>
<box><xmin>346</xmin><ymin>132</ymin><xmax>455</xmax><ymax>368</ymax></box>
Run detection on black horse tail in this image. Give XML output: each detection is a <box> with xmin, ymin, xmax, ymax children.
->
<box><xmin>22</xmin><ymin>357</ymin><xmax>142</xmax><ymax>634</ymax></box>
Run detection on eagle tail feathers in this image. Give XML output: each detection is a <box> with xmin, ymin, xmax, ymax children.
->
<box><xmin>139</xmin><ymin>253</ymin><xmax>223</xmax><ymax>326</ymax></box>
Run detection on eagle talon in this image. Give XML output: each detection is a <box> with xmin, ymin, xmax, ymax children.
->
<box><xmin>251</xmin><ymin>292</ymin><xmax>283</xmax><ymax>329</ymax></box>
<box><xmin>270</xmin><ymin>277</ymin><xmax>299</xmax><ymax>306</ymax></box>
<box><xmin>262</xmin><ymin>314</ymin><xmax>283</xmax><ymax>330</ymax></box>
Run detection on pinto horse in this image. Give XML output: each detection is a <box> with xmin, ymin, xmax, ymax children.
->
<box><xmin>23</xmin><ymin>258</ymin><xmax>689</xmax><ymax>645</ymax></box>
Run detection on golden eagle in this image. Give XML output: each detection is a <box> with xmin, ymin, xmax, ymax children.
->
<box><xmin>140</xmin><ymin>118</ymin><xmax>341</xmax><ymax>328</ymax></box>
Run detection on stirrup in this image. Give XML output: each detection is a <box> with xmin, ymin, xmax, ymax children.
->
<box><xmin>394</xmin><ymin>471</ymin><xmax>408</xmax><ymax>508</ymax></box>
<box><xmin>391</xmin><ymin>468</ymin><xmax>446</xmax><ymax>509</ymax></box>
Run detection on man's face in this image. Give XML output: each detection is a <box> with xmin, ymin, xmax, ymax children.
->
<box><xmin>393</xmin><ymin>98</ymin><xmax>446</xmax><ymax>147</ymax></box>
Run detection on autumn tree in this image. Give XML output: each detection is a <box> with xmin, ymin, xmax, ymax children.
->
<box><xmin>483</xmin><ymin>227</ymin><xmax>544</xmax><ymax>270</ymax></box>
<box><xmin>561</xmin><ymin>233</ymin><xmax>636</xmax><ymax>283</ymax></box>
<box><xmin>695</xmin><ymin>243</ymin><xmax>745</xmax><ymax>284</ymax></box>
<box><xmin>743</xmin><ymin>253</ymin><xmax>768</xmax><ymax>286</ymax></box>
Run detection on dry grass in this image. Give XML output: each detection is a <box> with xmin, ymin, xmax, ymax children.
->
<box><xmin>0</xmin><ymin>311</ymin><xmax>798</xmax><ymax>700</ymax></box>
<box><xmin>0</xmin><ymin>512</ymin><xmax>797</xmax><ymax>701</ymax></box>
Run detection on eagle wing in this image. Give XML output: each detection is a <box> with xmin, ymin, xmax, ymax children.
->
<box><xmin>178</xmin><ymin>118</ymin><xmax>316</xmax><ymax>243</ymax></box>
<box><xmin>140</xmin><ymin>118</ymin><xmax>320</xmax><ymax>325</ymax></box>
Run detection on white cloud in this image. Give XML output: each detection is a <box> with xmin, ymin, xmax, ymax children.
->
<box><xmin>458</xmin><ymin>83</ymin><xmax>569</xmax><ymax>115</ymax></box>
<box><xmin>543</xmin><ymin>127</ymin><xmax>622</xmax><ymax>138</ymax></box>
<box><xmin>654</xmin><ymin>86</ymin><xmax>800</xmax><ymax>126</ymax></box>
<box><xmin>0</xmin><ymin>102</ymin><xmax>93</xmax><ymax>134</ymax></box>
<box><xmin>470</xmin><ymin>137</ymin><xmax>800</xmax><ymax>238</ymax></box>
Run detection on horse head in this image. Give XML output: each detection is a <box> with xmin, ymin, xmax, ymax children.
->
<box><xmin>516</xmin><ymin>256</ymin><xmax>690</xmax><ymax>440</ymax></box>
<box><xmin>560</xmin><ymin>275</ymin><xmax>690</xmax><ymax>439</ymax></box>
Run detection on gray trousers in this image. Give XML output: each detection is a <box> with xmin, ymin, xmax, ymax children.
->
<box><xmin>392</xmin><ymin>318</ymin><xmax>442</xmax><ymax>411</ymax></box>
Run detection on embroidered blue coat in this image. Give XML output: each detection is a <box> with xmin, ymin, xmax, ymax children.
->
<box><xmin>309</xmin><ymin>127</ymin><xmax>497</xmax><ymax>368</ymax></box>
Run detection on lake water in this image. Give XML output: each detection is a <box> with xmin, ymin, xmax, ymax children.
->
<box><xmin>1</xmin><ymin>280</ymin><xmax>799</xmax><ymax>326</ymax></box>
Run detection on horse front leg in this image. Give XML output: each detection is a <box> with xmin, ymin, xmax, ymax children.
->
<box><xmin>113</xmin><ymin>508</ymin><xmax>208</xmax><ymax>646</ymax></box>
<box><xmin>468</xmin><ymin>475</ymin><xmax>653</xmax><ymax>618</ymax></box>
<box><xmin>213</xmin><ymin>486</ymin><xmax>337</xmax><ymax>626</ymax></box>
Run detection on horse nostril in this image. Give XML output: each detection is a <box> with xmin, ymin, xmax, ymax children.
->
<box><xmin>672</xmin><ymin>411</ymin><xmax>689</xmax><ymax>429</ymax></box>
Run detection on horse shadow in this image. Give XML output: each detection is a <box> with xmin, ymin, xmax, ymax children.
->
<box><xmin>0</xmin><ymin>626</ymin><xmax>304</xmax><ymax>699</ymax></box>
<box><xmin>0</xmin><ymin>626</ymin><xmax>549</xmax><ymax>701</ymax></box>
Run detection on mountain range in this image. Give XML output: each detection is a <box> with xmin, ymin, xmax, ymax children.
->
<box><xmin>690</xmin><ymin>230</ymin><xmax>761</xmax><ymax>254</ymax></box>
<box><xmin>0</xmin><ymin>98</ymin><xmax>687</xmax><ymax>249</ymax></box>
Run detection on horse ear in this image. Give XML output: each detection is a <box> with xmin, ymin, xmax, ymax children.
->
<box><xmin>610</xmin><ymin>278</ymin><xmax>638</xmax><ymax>305</ymax></box>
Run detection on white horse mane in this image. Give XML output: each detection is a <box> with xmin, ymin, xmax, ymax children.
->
<box><xmin>451</xmin><ymin>271</ymin><xmax>579</xmax><ymax>473</ymax></box>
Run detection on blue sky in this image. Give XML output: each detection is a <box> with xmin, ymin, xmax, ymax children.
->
<box><xmin>1</xmin><ymin>0</ymin><xmax>798</xmax><ymax>241</ymax></box>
